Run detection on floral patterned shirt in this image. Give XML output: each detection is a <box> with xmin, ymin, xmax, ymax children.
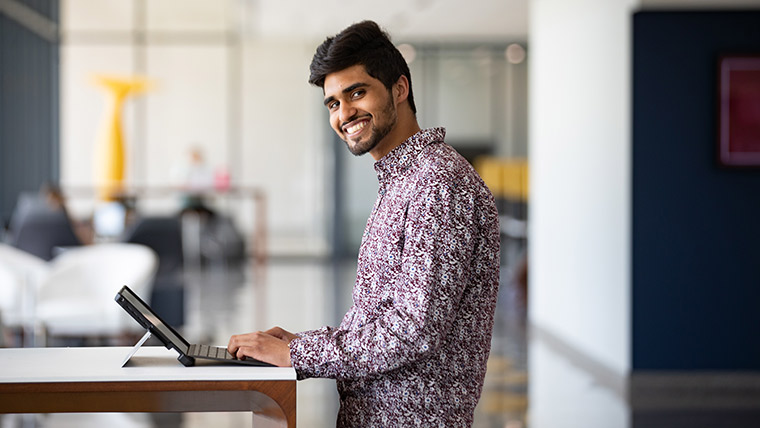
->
<box><xmin>290</xmin><ymin>127</ymin><xmax>501</xmax><ymax>427</ymax></box>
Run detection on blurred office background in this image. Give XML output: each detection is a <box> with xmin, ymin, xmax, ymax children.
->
<box><xmin>2</xmin><ymin>0</ymin><xmax>760</xmax><ymax>427</ymax></box>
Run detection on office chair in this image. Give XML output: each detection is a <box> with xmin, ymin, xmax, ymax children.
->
<box><xmin>121</xmin><ymin>216</ymin><xmax>185</xmax><ymax>327</ymax></box>
<box><xmin>7</xmin><ymin>193</ymin><xmax>81</xmax><ymax>260</ymax></box>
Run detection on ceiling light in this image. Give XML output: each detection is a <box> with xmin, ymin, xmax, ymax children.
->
<box><xmin>397</xmin><ymin>43</ymin><xmax>417</xmax><ymax>64</ymax></box>
<box><xmin>505</xmin><ymin>43</ymin><xmax>526</xmax><ymax>64</ymax></box>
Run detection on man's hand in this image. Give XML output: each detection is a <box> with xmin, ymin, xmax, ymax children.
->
<box><xmin>227</xmin><ymin>327</ymin><xmax>296</xmax><ymax>367</ymax></box>
<box><xmin>264</xmin><ymin>326</ymin><xmax>299</xmax><ymax>343</ymax></box>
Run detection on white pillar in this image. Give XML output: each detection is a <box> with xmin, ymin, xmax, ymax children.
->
<box><xmin>528</xmin><ymin>0</ymin><xmax>638</xmax><ymax>377</ymax></box>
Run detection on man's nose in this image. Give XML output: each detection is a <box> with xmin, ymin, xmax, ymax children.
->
<box><xmin>339</xmin><ymin>102</ymin><xmax>356</xmax><ymax>123</ymax></box>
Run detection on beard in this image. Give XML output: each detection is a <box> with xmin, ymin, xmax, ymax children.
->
<box><xmin>343</xmin><ymin>92</ymin><xmax>397</xmax><ymax>157</ymax></box>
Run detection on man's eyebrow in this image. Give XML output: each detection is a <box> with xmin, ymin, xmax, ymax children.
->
<box><xmin>323</xmin><ymin>82</ymin><xmax>369</xmax><ymax>106</ymax></box>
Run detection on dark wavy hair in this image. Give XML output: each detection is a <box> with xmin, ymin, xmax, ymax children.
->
<box><xmin>308</xmin><ymin>20</ymin><xmax>416</xmax><ymax>114</ymax></box>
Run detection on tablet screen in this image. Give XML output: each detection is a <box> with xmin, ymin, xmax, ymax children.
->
<box><xmin>115</xmin><ymin>285</ymin><xmax>190</xmax><ymax>354</ymax></box>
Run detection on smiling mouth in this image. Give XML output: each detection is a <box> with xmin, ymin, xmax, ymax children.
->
<box><xmin>343</xmin><ymin>118</ymin><xmax>370</xmax><ymax>137</ymax></box>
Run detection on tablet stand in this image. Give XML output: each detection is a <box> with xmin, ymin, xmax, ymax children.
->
<box><xmin>121</xmin><ymin>330</ymin><xmax>153</xmax><ymax>367</ymax></box>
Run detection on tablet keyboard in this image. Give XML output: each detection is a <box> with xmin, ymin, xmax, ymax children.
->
<box><xmin>187</xmin><ymin>344</ymin><xmax>236</xmax><ymax>361</ymax></box>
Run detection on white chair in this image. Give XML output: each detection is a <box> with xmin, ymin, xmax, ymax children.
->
<box><xmin>35</xmin><ymin>243</ymin><xmax>158</xmax><ymax>342</ymax></box>
<box><xmin>0</xmin><ymin>244</ymin><xmax>50</xmax><ymax>333</ymax></box>
<box><xmin>0</xmin><ymin>262</ymin><xmax>20</xmax><ymax>326</ymax></box>
<box><xmin>0</xmin><ymin>263</ymin><xmax>17</xmax><ymax>346</ymax></box>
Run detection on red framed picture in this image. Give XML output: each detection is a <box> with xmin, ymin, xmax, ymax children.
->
<box><xmin>718</xmin><ymin>55</ymin><xmax>760</xmax><ymax>167</ymax></box>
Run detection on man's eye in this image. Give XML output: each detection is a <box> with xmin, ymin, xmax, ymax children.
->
<box><xmin>328</xmin><ymin>101</ymin><xmax>339</xmax><ymax>110</ymax></box>
<box><xmin>351</xmin><ymin>90</ymin><xmax>364</xmax><ymax>99</ymax></box>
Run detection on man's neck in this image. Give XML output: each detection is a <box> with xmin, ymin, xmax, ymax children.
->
<box><xmin>369</xmin><ymin>110</ymin><xmax>421</xmax><ymax>161</ymax></box>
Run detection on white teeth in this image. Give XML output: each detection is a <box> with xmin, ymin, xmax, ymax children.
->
<box><xmin>346</xmin><ymin>121</ymin><xmax>367</xmax><ymax>134</ymax></box>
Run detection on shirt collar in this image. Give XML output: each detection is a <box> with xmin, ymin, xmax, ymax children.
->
<box><xmin>374</xmin><ymin>127</ymin><xmax>446</xmax><ymax>182</ymax></box>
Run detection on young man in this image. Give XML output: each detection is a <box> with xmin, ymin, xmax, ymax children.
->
<box><xmin>228</xmin><ymin>20</ymin><xmax>501</xmax><ymax>427</ymax></box>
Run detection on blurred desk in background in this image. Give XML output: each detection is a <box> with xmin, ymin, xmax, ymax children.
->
<box><xmin>61</xmin><ymin>186</ymin><xmax>267</xmax><ymax>268</ymax></box>
<box><xmin>61</xmin><ymin>186</ymin><xmax>270</xmax><ymax>331</ymax></box>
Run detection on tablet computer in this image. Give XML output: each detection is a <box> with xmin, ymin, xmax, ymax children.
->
<box><xmin>115</xmin><ymin>285</ymin><xmax>271</xmax><ymax>367</ymax></box>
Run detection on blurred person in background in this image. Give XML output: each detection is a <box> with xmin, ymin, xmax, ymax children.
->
<box><xmin>174</xmin><ymin>146</ymin><xmax>215</xmax><ymax>218</ymax></box>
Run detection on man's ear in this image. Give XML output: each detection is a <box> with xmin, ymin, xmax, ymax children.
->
<box><xmin>394</xmin><ymin>75</ymin><xmax>410</xmax><ymax>105</ymax></box>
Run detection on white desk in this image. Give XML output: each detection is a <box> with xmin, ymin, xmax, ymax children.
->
<box><xmin>0</xmin><ymin>346</ymin><xmax>296</xmax><ymax>427</ymax></box>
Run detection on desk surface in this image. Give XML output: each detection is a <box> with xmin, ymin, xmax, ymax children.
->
<box><xmin>0</xmin><ymin>346</ymin><xmax>297</xmax><ymax>427</ymax></box>
<box><xmin>0</xmin><ymin>346</ymin><xmax>296</xmax><ymax>383</ymax></box>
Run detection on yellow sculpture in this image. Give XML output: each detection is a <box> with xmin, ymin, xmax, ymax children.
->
<box><xmin>93</xmin><ymin>75</ymin><xmax>151</xmax><ymax>200</ymax></box>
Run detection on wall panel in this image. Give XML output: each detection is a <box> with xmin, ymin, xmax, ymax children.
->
<box><xmin>0</xmin><ymin>1</ymin><xmax>59</xmax><ymax>225</ymax></box>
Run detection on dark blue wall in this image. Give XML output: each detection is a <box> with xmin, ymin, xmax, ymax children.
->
<box><xmin>0</xmin><ymin>1</ymin><xmax>59</xmax><ymax>227</ymax></box>
<box><xmin>633</xmin><ymin>11</ymin><xmax>760</xmax><ymax>370</ymax></box>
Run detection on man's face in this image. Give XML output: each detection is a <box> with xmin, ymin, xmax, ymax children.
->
<box><xmin>323</xmin><ymin>64</ymin><xmax>397</xmax><ymax>157</ymax></box>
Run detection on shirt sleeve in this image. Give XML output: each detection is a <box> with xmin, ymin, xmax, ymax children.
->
<box><xmin>289</xmin><ymin>175</ymin><xmax>479</xmax><ymax>381</ymax></box>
